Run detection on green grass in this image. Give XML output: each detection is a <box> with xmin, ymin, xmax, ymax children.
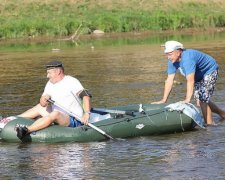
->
<box><xmin>0</xmin><ymin>0</ymin><xmax>225</xmax><ymax>39</ymax></box>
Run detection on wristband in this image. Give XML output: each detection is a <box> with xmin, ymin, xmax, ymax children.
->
<box><xmin>84</xmin><ymin>111</ymin><xmax>91</xmax><ymax>115</ymax></box>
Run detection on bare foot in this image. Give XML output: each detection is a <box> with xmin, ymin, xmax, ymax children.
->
<box><xmin>206</xmin><ymin>121</ymin><xmax>217</xmax><ymax>126</ymax></box>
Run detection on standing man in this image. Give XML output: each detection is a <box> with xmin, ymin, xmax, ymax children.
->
<box><xmin>152</xmin><ymin>40</ymin><xmax>225</xmax><ymax>125</ymax></box>
<box><xmin>16</xmin><ymin>60</ymin><xmax>92</xmax><ymax>139</ymax></box>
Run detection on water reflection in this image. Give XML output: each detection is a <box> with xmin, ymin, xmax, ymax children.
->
<box><xmin>0</xmin><ymin>141</ymin><xmax>107</xmax><ymax>179</ymax></box>
<box><xmin>1</xmin><ymin>30</ymin><xmax>225</xmax><ymax>52</ymax></box>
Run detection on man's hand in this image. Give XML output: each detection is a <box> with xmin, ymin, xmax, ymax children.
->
<box><xmin>151</xmin><ymin>100</ymin><xmax>166</xmax><ymax>104</ymax></box>
<box><xmin>40</xmin><ymin>95</ymin><xmax>51</xmax><ymax>107</ymax></box>
<box><xmin>81</xmin><ymin>113</ymin><xmax>90</xmax><ymax>125</ymax></box>
<box><xmin>151</xmin><ymin>74</ymin><xmax>175</xmax><ymax>105</ymax></box>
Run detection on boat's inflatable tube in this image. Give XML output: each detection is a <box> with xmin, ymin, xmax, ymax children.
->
<box><xmin>0</xmin><ymin>102</ymin><xmax>204</xmax><ymax>143</ymax></box>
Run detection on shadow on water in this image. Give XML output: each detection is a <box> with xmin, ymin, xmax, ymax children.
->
<box><xmin>0</xmin><ymin>31</ymin><xmax>225</xmax><ymax>179</ymax></box>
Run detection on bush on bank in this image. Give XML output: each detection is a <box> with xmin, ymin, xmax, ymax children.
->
<box><xmin>0</xmin><ymin>0</ymin><xmax>224</xmax><ymax>39</ymax></box>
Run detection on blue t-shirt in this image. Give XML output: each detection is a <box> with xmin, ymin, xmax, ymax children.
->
<box><xmin>167</xmin><ymin>49</ymin><xmax>218</xmax><ymax>82</ymax></box>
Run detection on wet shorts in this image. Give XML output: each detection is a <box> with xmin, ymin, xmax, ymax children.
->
<box><xmin>194</xmin><ymin>70</ymin><xmax>218</xmax><ymax>103</ymax></box>
<box><xmin>68</xmin><ymin>116</ymin><xmax>83</xmax><ymax>128</ymax></box>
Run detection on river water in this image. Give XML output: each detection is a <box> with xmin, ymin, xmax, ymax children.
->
<box><xmin>0</xmin><ymin>31</ymin><xmax>225</xmax><ymax>179</ymax></box>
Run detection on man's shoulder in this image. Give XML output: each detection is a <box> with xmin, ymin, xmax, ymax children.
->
<box><xmin>182</xmin><ymin>49</ymin><xmax>198</xmax><ymax>60</ymax></box>
<box><xmin>64</xmin><ymin>75</ymin><xmax>81</xmax><ymax>84</ymax></box>
<box><xmin>64</xmin><ymin>75</ymin><xmax>78</xmax><ymax>80</ymax></box>
<box><xmin>183</xmin><ymin>49</ymin><xmax>202</xmax><ymax>55</ymax></box>
<box><xmin>183</xmin><ymin>48</ymin><xmax>195</xmax><ymax>54</ymax></box>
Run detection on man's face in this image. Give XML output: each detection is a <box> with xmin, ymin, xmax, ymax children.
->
<box><xmin>166</xmin><ymin>50</ymin><xmax>181</xmax><ymax>63</ymax></box>
<box><xmin>46</xmin><ymin>68</ymin><xmax>59</xmax><ymax>83</ymax></box>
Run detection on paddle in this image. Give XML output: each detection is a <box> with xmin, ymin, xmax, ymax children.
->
<box><xmin>91</xmin><ymin>108</ymin><xmax>135</xmax><ymax>116</ymax></box>
<box><xmin>47</xmin><ymin>99</ymin><xmax>114</xmax><ymax>140</ymax></box>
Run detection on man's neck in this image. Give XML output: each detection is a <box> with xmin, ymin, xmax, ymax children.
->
<box><xmin>53</xmin><ymin>74</ymin><xmax>65</xmax><ymax>84</ymax></box>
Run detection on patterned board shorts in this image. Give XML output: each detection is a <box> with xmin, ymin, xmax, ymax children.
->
<box><xmin>194</xmin><ymin>70</ymin><xmax>218</xmax><ymax>103</ymax></box>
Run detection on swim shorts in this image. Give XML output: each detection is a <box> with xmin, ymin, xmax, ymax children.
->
<box><xmin>194</xmin><ymin>70</ymin><xmax>218</xmax><ymax>103</ymax></box>
<box><xmin>68</xmin><ymin>116</ymin><xmax>83</xmax><ymax>127</ymax></box>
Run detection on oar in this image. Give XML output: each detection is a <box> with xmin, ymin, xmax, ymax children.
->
<box><xmin>47</xmin><ymin>99</ymin><xmax>114</xmax><ymax>140</ymax></box>
<box><xmin>91</xmin><ymin>108</ymin><xmax>135</xmax><ymax>116</ymax></box>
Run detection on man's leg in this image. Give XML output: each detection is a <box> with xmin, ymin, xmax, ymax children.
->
<box><xmin>208</xmin><ymin>100</ymin><xmax>225</xmax><ymax>119</ymax></box>
<box><xmin>27</xmin><ymin>111</ymin><xmax>70</xmax><ymax>133</ymax></box>
<box><xmin>16</xmin><ymin>111</ymin><xmax>70</xmax><ymax>139</ymax></box>
<box><xmin>200</xmin><ymin>101</ymin><xmax>213</xmax><ymax>125</ymax></box>
<box><xmin>19</xmin><ymin>104</ymin><xmax>52</xmax><ymax>119</ymax></box>
<box><xmin>195</xmin><ymin>71</ymin><xmax>221</xmax><ymax>125</ymax></box>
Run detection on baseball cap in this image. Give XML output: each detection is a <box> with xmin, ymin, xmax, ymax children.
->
<box><xmin>163</xmin><ymin>41</ymin><xmax>184</xmax><ymax>53</ymax></box>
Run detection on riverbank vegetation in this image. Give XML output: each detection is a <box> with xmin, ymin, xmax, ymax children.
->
<box><xmin>0</xmin><ymin>0</ymin><xmax>225</xmax><ymax>39</ymax></box>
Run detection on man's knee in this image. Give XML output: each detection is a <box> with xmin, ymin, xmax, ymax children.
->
<box><xmin>49</xmin><ymin>111</ymin><xmax>70</xmax><ymax>126</ymax></box>
<box><xmin>35</xmin><ymin>104</ymin><xmax>52</xmax><ymax>116</ymax></box>
<box><xmin>49</xmin><ymin>111</ymin><xmax>61</xmax><ymax>119</ymax></box>
<box><xmin>34</xmin><ymin>104</ymin><xmax>45</xmax><ymax>111</ymax></box>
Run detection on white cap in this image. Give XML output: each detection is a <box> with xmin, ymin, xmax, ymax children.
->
<box><xmin>164</xmin><ymin>40</ymin><xmax>184</xmax><ymax>53</ymax></box>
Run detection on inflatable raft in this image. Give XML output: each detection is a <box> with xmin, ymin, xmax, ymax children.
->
<box><xmin>0</xmin><ymin>102</ymin><xmax>204</xmax><ymax>143</ymax></box>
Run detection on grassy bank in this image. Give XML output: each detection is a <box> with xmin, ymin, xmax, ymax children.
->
<box><xmin>0</xmin><ymin>0</ymin><xmax>225</xmax><ymax>39</ymax></box>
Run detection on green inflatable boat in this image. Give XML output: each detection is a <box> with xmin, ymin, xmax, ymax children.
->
<box><xmin>0</xmin><ymin>102</ymin><xmax>204</xmax><ymax>143</ymax></box>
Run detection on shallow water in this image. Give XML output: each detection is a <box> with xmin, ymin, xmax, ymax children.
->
<box><xmin>0</xmin><ymin>32</ymin><xmax>225</xmax><ymax>179</ymax></box>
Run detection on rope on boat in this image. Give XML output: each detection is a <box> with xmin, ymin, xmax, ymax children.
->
<box><xmin>164</xmin><ymin>110</ymin><xmax>168</xmax><ymax>121</ymax></box>
<box><xmin>145</xmin><ymin>113</ymin><xmax>156</xmax><ymax>126</ymax></box>
<box><xmin>144</xmin><ymin>109</ymin><xmax>170</xmax><ymax>126</ymax></box>
<box><xmin>179</xmin><ymin>112</ymin><xmax>185</xmax><ymax>132</ymax></box>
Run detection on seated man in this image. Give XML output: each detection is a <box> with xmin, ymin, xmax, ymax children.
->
<box><xmin>16</xmin><ymin>60</ymin><xmax>91</xmax><ymax>139</ymax></box>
